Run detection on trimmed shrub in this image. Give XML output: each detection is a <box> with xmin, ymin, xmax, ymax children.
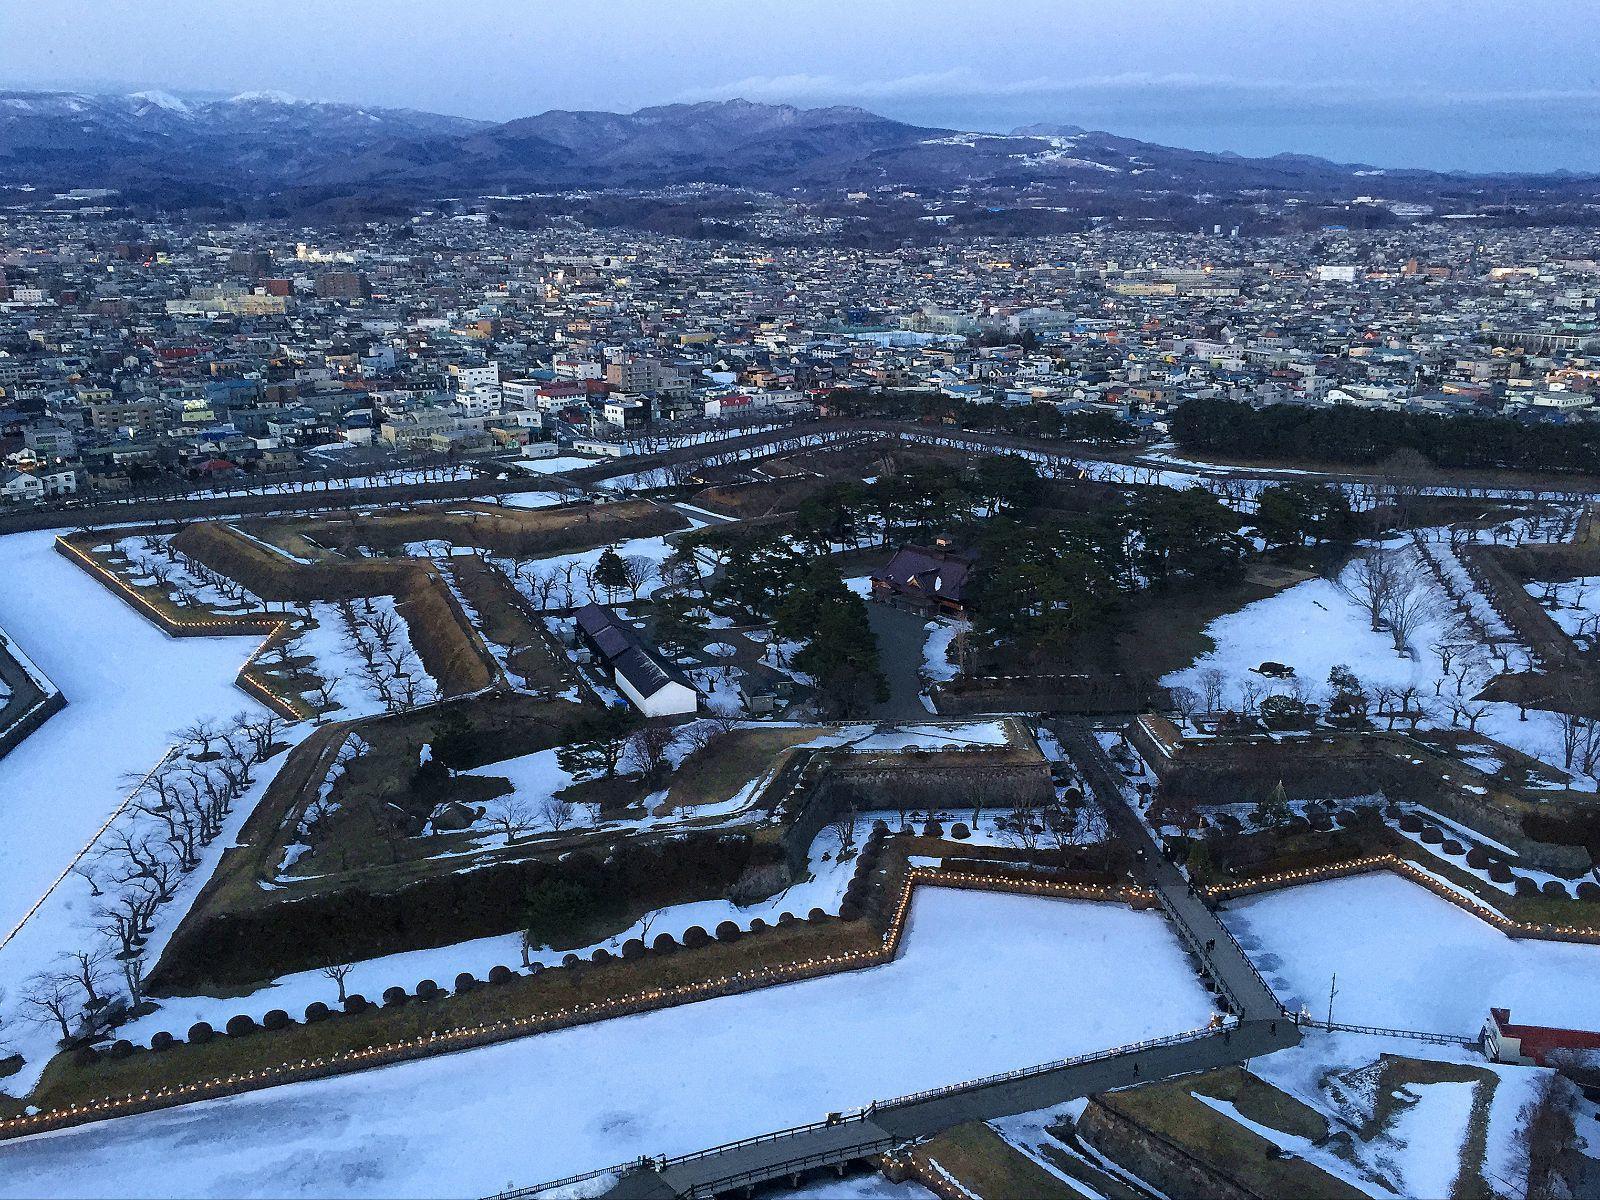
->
<box><xmin>839</xmin><ymin>900</ymin><xmax>863</xmax><ymax>922</ymax></box>
<box><xmin>1441</xmin><ymin>839</ymin><xmax>1464</xmax><ymax>856</ymax></box>
<box><xmin>1309</xmin><ymin>814</ymin><xmax>1333</xmax><ymax>833</ymax></box>
<box><xmin>1513</xmin><ymin>876</ymin><xmax>1539</xmax><ymax>897</ymax></box>
<box><xmin>262</xmin><ymin>1009</ymin><xmax>291</xmax><ymax>1032</ymax></box>
<box><xmin>922</xmin><ymin>819</ymin><xmax>943</xmax><ymax>838</ymax></box>
<box><xmin>808</xmin><ymin>907</ymin><xmax>828</xmax><ymax>922</ymax></box>
<box><xmin>382</xmin><ymin>986</ymin><xmax>409</xmax><ymax>1007</ymax></box>
<box><xmin>715</xmin><ymin>921</ymin><xmax>742</xmax><ymax>942</ymax></box>
<box><xmin>871</xmin><ymin>820</ymin><xmax>889</xmax><ymax>837</ymax></box>
<box><xmin>1398</xmin><ymin>813</ymin><xmax>1424</xmax><ymax>833</ymax></box>
<box><xmin>304</xmin><ymin>1001</ymin><xmax>331</xmax><ymax>1024</ymax></box>
<box><xmin>454</xmin><ymin>973</ymin><xmax>479</xmax><ymax>993</ymax></box>
<box><xmin>1466</xmin><ymin>847</ymin><xmax>1490</xmax><ymax>869</ymax></box>
<box><xmin>748</xmin><ymin>918</ymin><xmax>768</xmax><ymax>934</ymax></box>
<box><xmin>1488</xmin><ymin>862</ymin><xmax>1514</xmax><ymax>883</ymax></box>
<box><xmin>1420</xmin><ymin>827</ymin><xmax>1444</xmax><ymax>845</ymax></box>
<box><xmin>71</xmin><ymin>1046</ymin><xmax>99</xmax><ymax>1067</ymax></box>
<box><xmin>561</xmin><ymin>953</ymin><xmax>582</xmax><ymax>968</ymax></box>
<box><xmin>950</xmin><ymin>822</ymin><xmax>971</xmax><ymax>840</ymax></box>
<box><xmin>487</xmin><ymin>965</ymin><xmax>514</xmax><ymax>984</ymax></box>
<box><xmin>652</xmin><ymin>933</ymin><xmax>679</xmax><ymax>954</ymax></box>
<box><xmin>109</xmin><ymin>1039</ymin><xmax>134</xmax><ymax>1060</ymax></box>
<box><xmin>1541</xmin><ymin>880</ymin><xmax>1569</xmax><ymax>899</ymax></box>
<box><xmin>776</xmin><ymin>912</ymin><xmax>796</xmax><ymax>925</ymax></box>
<box><xmin>415</xmin><ymin>979</ymin><xmax>441</xmax><ymax>1001</ymax></box>
<box><xmin>188</xmin><ymin>1022</ymin><xmax>215</xmax><ymax>1045</ymax></box>
<box><xmin>590</xmin><ymin>948</ymin><xmax>613</xmax><ymax>965</ymax></box>
<box><xmin>1383</xmin><ymin>803</ymin><xmax>1402</xmax><ymax>820</ymax></box>
<box><xmin>620</xmin><ymin>938</ymin><xmax>646</xmax><ymax>960</ymax></box>
<box><xmin>682</xmin><ymin>925</ymin><xmax>712</xmax><ymax>949</ymax></box>
<box><xmin>1576</xmin><ymin>881</ymin><xmax>1600</xmax><ymax>901</ymax></box>
<box><xmin>526</xmin><ymin>961</ymin><xmax>544</xmax><ymax>976</ymax></box>
<box><xmin>343</xmin><ymin>994</ymin><xmax>368</xmax><ymax>1015</ymax></box>
<box><xmin>150</xmin><ymin>1031</ymin><xmax>175</xmax><ymax>1052</ymax></box>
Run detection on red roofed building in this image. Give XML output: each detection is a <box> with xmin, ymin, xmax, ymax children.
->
<box><xmin>1483</xmin><ymin>1007</ymin><xmax>1600</xmax><ymax>1069</ymax></box>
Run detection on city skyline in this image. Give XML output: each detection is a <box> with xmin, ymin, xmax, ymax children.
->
<box><xmin>3</xmin><ymin>0</ymin><xmax>1600</xmax><ymax>173</ymax></box>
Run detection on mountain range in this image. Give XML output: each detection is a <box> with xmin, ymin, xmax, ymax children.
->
<box><xmin>0</xmin><ymin>90</ymin><xmax>1593</xmax><ymax>205</ymax></box>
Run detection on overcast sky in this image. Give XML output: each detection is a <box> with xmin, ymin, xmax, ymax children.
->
<box><xmin>5</xmin><ymin>0</ymin><xmax>1599</xmax><ymax>172</ymax></box>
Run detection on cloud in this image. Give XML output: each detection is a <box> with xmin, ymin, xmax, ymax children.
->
<box><xmin>685</xmin><ymin>68</ymin><xmax>1600</xmax><ymax>112</ymax></box>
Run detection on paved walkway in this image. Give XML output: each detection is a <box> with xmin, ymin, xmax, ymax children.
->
<box><xmin>584</xmin><ymin>1021</ymin><xmax>1297</xmax><ymax>1200</ymax></box>
<box><xmin>1055</xmin><ymin>720</ymin><xmax>1285</xmax><ymax>1022</ymax></box>
<box><xmin>512</xmin><ymin>720</ymin><xmax>1299</xmax><ymax>1200</ymax></box>
<box><xmin>864</xmin><ymin>602</ymin><xmax>932</xmax><ymax>719</ymax></box>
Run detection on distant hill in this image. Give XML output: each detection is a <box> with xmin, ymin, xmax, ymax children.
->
<box><xmin>0</xmin><ymin>91</ymin><xmax>1594</xmax><ymax>205</ymax></box>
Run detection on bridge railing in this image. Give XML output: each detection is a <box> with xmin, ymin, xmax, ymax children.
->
<box><xmin>680</xmin><ymin>1136</ymin><xmax>900</xmax><ymax>1200</ymax></box>
<box><xmin>869</xmin><ymin>1023</ymin><xmax>1229</xmax><ymax>1112</ymax></box>
<box><xmin>1295</xmin><ymin>1015</ymin><xmax>1475</xmax><ymax>1047</ymax></box>
<box><xmin>659</xmin><ymin>1112</ymin><xmax>873</xmax><ymax>1168</ymax></box>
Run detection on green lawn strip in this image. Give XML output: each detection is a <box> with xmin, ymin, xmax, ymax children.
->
<box><xmin>913</xmin><ymin>1122</ymin><xmax>1083</xmax><ymax>1200</ymax></box>
<box><xmin>445</xmin><ymin>555</ymin><xmax>571</xmax><ymax>691</ymax></box>
<box><xmin>1035</xmin><ymin>1117</ymin><xmax>1154</xmax><ymax>1200</ymax></box>
<box><xmin>1101</xmin><ymin>1070</ymin><xmax>1369</xmax><ymax>1200</ymax></box>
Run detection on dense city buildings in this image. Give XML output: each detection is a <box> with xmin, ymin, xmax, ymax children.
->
<box><xmin>0</xmin><ymin>203</ymin><xmax>1596</xmax><ymax>504</ymax></box>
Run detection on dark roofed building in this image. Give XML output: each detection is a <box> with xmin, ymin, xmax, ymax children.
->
<box><xmin>870</xmin><ymin>541</ymin><xmax>978</xmax><ymax>617</ymax></box>
<box><xmin>573</xmin><ymin>602</ymin><xmax>699</xmax><ymax>716</ymax></box>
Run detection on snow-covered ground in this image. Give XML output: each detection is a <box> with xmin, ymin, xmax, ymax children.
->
<box><xmin>1525</xmin><ymin>577</ymin><xmax>1599</xmax><ymax>645</ymax></box>
<box><xmin>920</xmin><ymin>619</ymin><xmax>961</xmax><ymax>683</ymax></box>
<box><xmin>1165</xmin><ymin>544</ymin><xmax>1594</xmax><ymax>789</ymax></box>
<box><xmin>509</xmin><ymin>457</ymin><xmax>598</xmax><ymax>475</ymax></box>
<box><xmin>1250</xmin><ymin>1031</ymin><xmax>1551</xmax><ymax>1198</ymax></box>
<box><xmin>1223</xmin><ymin>873</ymin><xmax>1600</xmax><ymax>1033</ymax></box>
<box><xmin>0</xmin><ymin>889</ymin><xmax>1218</xmax><ymax>1199</ymax></box>
<box><xmin>294</xmin><ymin>598</ymin><xmax>437</xmax><ymax>718</ymax></box>
<box><xmin>495</xmin><ymin>532</ymin><xmax>687</xmax><ymax>610</ymax></box>
<box><xmin>0</xmin><ymin>530</ymin><xmax>269</xmax><ymax>937</ymax></box>
<box><xmin>494</xmin><ymin>490</ymin><xmax>568</xmax><ymax>510</ymax></box>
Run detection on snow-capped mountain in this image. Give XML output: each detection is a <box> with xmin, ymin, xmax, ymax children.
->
<box><xmin>0</xmin><ymin>91</ymin><xmax>1591</xmax><ymax>202</ymax></box>
<box><xmin>0</xmin><ymin>90</ymin><xmax>488</xmax><ymax>191</ymax></box>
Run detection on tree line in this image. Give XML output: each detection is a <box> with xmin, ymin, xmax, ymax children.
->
<box><xmin>1172</xmin><ymin>397</ymin><xmax>1600</xmax><ymax>475</ymax></box>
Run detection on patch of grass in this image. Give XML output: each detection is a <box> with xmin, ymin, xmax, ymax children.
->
<box><xmin>1102</xmin><ymin>1070</ymin><xmax>1370</xmax><ymax>1200</ymax></box>
<box><xmin>1192</xmin><ymin>1066</ymin><xmax>1330</xmax><ymax>1142</ymax></box>
<box><xmin>446</xmin><ymin>555</ymin><xmax>571</xmax><ymax>692</ymax></box>
<box><xmin>662</xmin><ymin>727</ymin><xmax>821</xmax><ymax>813</ymax></box>
<box><xmin>912</xmin><ymin>1122</ymin><xmax>1082</xmax><ymax>1200</ymax></box>
<box><xmin>1035</xmin><ymin>1118</ymin><xmax>1151</xmax><ymax>1200</ymax></box>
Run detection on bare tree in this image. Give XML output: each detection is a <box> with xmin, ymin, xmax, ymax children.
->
<box><xmin>540</xmin><ymin>794</ymin><xmax>577</xmax><ymax>833</ymax></box>
<box><xmin>1169</xmin><ymin>686</ymin><xmax>1200</xmax><ymax>731</ymax></box>
<box><xmin>484</xmin><ymin>795</ymin><xmax>540</xmax><ymax>841</ymax></box>
<box><xmin>1238</xmin><ymin>677</ymin><xmax>1265</xmax><ymax>718</ymax></box>
<box><xmin>621</xmin><ymin>555</ymin><xmax>657</xmax><ymax>601</ymax></box>
<box><xmin>320</xmin><ymin>962</ymin><xmax>354</xmax><ymax>1004</ymax></box>
<box><xmin>627</xmin><ymin>720</ymin><xmax>679</xmax><ymax>782</ymax></box>
<box><xmin>1378</xmin><ymin>567</ymin><xmax>1439</xmax><ymax>658</ymax></box>
<box><xmin>1336</xmin><ymin>548</ymin><xmax>1403</xmax><ymax>631</ymax></box>
<box><xmin>1447</xmin><ymin>696</ymin><xmax>1491</xmax><ymax>733</ymax></box>
<box><xmin>311</xmin><ymin>673</ymin><xmax>344</xmax><ymax>719</ymax></box>
<box><xmin>1198</xmin><ymin>668</ymin><xmax>1227</xmax><ymax>716</ymax></box>
<box><xmin>828</xmin><ymin>798</ymin><xmax>859</xmax><ymax>852</ymax></box>
<box><xmin>21</xmin><ymin>973</ymin><xmax>78</xmax><ymax>1044</ymax></box>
